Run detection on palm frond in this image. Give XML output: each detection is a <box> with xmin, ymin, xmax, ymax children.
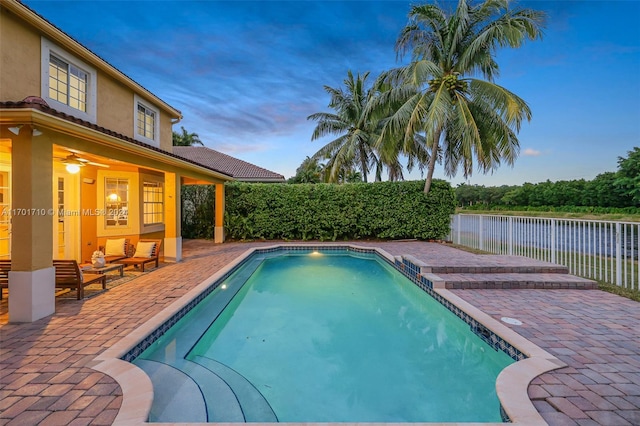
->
<box><xmin>469</xmin><ymin>79</ymin><xmax>532</xmax><ymax>130</ymax></box>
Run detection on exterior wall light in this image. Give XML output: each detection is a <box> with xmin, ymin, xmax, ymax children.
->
<box><xmin>7</xmin><ymin>125</ymin><xmax>43</xmax><ymax>136</ymax></box>
<box><xmin>8</xmin><ymin>126</ymin><xmax>22</xmax><ymax>135</ymax></box>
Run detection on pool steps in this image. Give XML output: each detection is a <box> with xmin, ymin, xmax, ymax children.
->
<box><xmin>401</xmin><ymin>254</ymin><xmax>597</xmax><ymax>289</ymax></box>
<box><xmin>192</xmin><ymin>355</ymin><xmax>278</xmax><ymax>422</ymax></box>
<box><xmin>133</xmin><ymin>359</ymin><xmax>208</xmax><ymax>422</ymax></box>
<box><xmin>133</xmin><ymin>254</ymin><xmax>278</xmax><ymax>422</ymax></box>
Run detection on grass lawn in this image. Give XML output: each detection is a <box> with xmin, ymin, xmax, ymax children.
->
<box><xmin>597</xmin><ymin>281</ymin><xmax>640</xmax><ymax>302</ymax></box>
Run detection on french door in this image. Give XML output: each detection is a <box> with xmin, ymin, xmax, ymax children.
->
<box><xmin>53</xmin><ymin>172</ymin><xmax>80</xmax><ymax>260</ymax></box>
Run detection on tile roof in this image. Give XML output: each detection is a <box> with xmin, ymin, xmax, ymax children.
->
<box><xmin>172</xmin><ymin>147</ymin><xmax>286</xmax><ymax>182</ymax></box>
<box><xmin>0</xmin><ymin>97</ymin><xmax>232</xmax><ymax>179</ymax></box>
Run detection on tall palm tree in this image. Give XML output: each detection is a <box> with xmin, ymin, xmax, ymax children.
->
<box><xmin>307</xmin><ymin>71</ymin><xmax>382</xmax><ymax>183</ymax></box>
<box><xmin>172</xmin><ymin>126</ymin><xmax>204</xmax><ymax>146</ymax></box>
<box><xmin>378</xmin><ymin>0</ymin><xmax>545</xmax><ymax>193</ymax></box>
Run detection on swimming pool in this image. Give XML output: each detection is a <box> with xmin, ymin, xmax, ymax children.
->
<box><xmin>132</xmin><ymin>248</ymin><xmax>514</xmax><ymax>422</ymax></box>
<box><xmin>93</xmin><ymin>244</ymin><xmax>565</xmax><ymax>425</ymax></box>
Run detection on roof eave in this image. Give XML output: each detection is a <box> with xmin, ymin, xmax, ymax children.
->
<box><xmin>1</xmin><ymin>106</ymin><xmax>233</xmax><ymax>181</ymax></box>
<box><xmin>236</xmin><ymin>177</ymin><xmax>286</xmax><ymax>183</ymax></box>
<box><xmin>2</xmin><ymin>0</ymin><xmax>182</xmax><ymax>119</ymax></box>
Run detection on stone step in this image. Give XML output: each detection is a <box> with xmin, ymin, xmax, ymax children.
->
<box><xmin>401</xmin><ymin>254</ymin><xmax>569</xmax><ymax>275</ymax></box>
<box><xmin>427</xmin><ymin>264</ymin><xmax>569</xmax><ymax>274</ymax></box>
<box><xmin>422</xmin><ymin>272</ymin><xmax>597</xmax><ymax>290</ymax></box>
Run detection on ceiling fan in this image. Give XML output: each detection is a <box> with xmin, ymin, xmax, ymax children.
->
<box><xmin>58</xmin><ymin>152</ymin><xmax>110</xmax><ymax>173</ymax></box>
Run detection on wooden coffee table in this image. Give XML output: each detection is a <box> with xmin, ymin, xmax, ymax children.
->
<box><xmin>81</xmin><ymin>263</ymin><xmax>125</xmax><ymax>277</ymax></box>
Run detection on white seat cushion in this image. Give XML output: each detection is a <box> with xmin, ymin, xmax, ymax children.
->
<box><xmin>105</xmin><ymin>238</ymin><xmax>126</xmax><ymax>256</ymax></box>
<box><xmin>133</xmin><ymin>241</ymin><xmax>156</xmax><ymax>258</ymax></box>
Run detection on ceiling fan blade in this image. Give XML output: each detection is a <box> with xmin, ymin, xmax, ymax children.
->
<box><xmin>86</xmin><ymin>161</ymin><xmax>109</xmax><ymax>168</ymax></box>
<box><xmin>60</xmin><ymin>155</ymin><xmax>84</xmax><ymax>165</ymax></box>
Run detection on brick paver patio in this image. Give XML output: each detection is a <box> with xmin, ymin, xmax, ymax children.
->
<box><xmin>1</xmin><ymin>240</ymin><xmax>638</xmax><ymax>425</ymax></box>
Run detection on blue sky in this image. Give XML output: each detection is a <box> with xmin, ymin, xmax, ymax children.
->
<box><xmin>23</xmin><ymin>0</ymin><xmax>640</xmax><ymax>186</ymax></box>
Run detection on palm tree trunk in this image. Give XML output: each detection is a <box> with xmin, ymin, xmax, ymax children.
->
<box><xmin>423</xmin><ymin>136</ymin><xmax>440</xmax><ymax>193</ymax></box>
<box><xmin>360</xmin><ymin>147</ymin><xmax>368</xmax><ymax>183</ymax></box>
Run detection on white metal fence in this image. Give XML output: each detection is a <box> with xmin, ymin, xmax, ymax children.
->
<box><xmin>449</xmin><ymin>214</ymin><xmax>639</xmax><ymax>290</ymax></box>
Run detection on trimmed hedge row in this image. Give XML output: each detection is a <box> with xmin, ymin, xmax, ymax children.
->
<box><xmin>181</xmin><ymin>185</ymin><xmax>215</xmax><ymax>239</ymax></box>
<box><xmin>223</xmin><ymin>180</ymin><xmax>455</xmax><ymax>241</ymax></box>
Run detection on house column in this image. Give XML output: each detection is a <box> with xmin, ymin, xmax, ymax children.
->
<box><xmin>214</xmin><ymin>183</ymin><xmax>225</xmax><ymax>243</ymax></box>
<box><xmin>9</xmin><ymin>125</ymin><xmax>55</xmax><ymax>323</ymax></box>
<box><xmin>164</xmin><ymin>172</ymin><xmax>181</xmax><ymax>262</ymax></box>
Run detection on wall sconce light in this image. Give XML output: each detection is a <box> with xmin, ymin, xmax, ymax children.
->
<box><xmin>8</xmin><ymin>125</ymin><xmax>22</xmax><ymax>135</ymax></box>
<box><xmin>7</xmin><ymin>125</ymin><xmax>43</xmax><ymax>136</ymax></box>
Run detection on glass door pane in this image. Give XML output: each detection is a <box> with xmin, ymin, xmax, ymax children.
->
<box><xmin>0</xmin><ymin>171</ymin><xmax>10</xmax><ymax>259</ymax></box>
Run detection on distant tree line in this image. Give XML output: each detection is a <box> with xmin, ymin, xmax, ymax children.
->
<box><xmin>456</xmin><ymin>147</ymin><xmax>640</xmax><ymax>210</ymax></box>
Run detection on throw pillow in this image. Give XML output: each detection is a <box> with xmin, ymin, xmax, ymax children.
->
<box><xmin>105</xmin><ymin>238</ymin><xmax>126</xmax><ymax>256</ymax></box>
<box><xmin>133</xmin><ymin>241</ymin><xmax>156</xmax><ymax>258</ymax></box>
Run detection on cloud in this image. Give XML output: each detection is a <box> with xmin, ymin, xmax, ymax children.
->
<box><xmin>523</xmin><ymin>148</ymin><xmax>542</xmax><ymax>157</ymax></box>
<box><xmin>214</xmin><ymin>141</ymin><xmax>272</xmax><ymax>154</ymax></box>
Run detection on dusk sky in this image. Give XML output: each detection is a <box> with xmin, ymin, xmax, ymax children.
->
<box><xmin>23</xmin><ymin>0</ymin><xmax>640</xmax><ymax>186</ymax></box>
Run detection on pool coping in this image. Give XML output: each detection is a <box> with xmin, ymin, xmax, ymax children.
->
<box><xmin>90</xmin><ymin>243</ymin><xmax>566</xmax><ymax>426</ymax></box>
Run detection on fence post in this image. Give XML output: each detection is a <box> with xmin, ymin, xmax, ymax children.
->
<box><xmin>616</xmin><ymin>222</ymin><xmax>622</xmax><ymax>287</ymax></box>
<box><xmin>550</xmin><ymin>218</ymin><xmax>556</xmax><ymax>264</ymax></box>
<box><xmin>508</xmin><ymin>216</ymin><xmax>513</xmax><ymax>256</ymax></box>
<box><xmin>479</xmin><ymin>215</ymin><xmax>484</xmax><ymax>251</ymax></box>
<box><xmin>457</xmin><ymin>214</ymin><xmax>461</xmax><ymax>244</ymax></box>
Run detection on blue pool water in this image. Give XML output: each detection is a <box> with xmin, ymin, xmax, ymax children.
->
<box><xmin>135</xmin><ymin>251</ymin><xmax>514</xmax><ymax>423</ymax></box>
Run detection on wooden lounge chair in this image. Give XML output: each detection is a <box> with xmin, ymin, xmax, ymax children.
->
<box><xmin>0</xmin><ymin>259</ymin><xmax>10</xmax><ymax>300</ymax></box>
<box><xmin>53</xmin><ymin>259</ymin><xmax>106</xmax><ymax>300</ymax></box>
<box><xmin>115</xmin><ymin>239</ymin><xmax>162</xmax><ymax>272</ymax></box>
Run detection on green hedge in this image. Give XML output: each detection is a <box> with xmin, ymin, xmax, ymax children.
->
<box><xmin>181</xmin><ymin>185</ymin><xmax>215</xmax><ymax>239</ymax></box>
<box><xmin>223</xmin><ymin>180</ymin><xmax>455</xmax><ymax>241</ymax></box>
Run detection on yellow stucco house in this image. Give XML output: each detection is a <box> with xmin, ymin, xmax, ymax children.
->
<box><xmin>0</xmin><ymin>0</ymin><xmax>233</xmax><ymax>322</ymax></box>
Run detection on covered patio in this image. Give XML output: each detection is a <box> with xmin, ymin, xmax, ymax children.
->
<box><xmin>0</xmin><ymin>97</ymin><xmax>232</xmax><ymax>322</ymax></box>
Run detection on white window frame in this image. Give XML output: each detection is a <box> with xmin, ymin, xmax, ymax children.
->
<box><xmin>134</xmin><ymin>95</ymin><xmax>160</xmax><ymax>147</ymax></box>
<box><xmin>41</xmin><ymin>38</ymin><xmax>97</xmax><ymax>123</ymax></box>
<box><xmin>104</xmin><ymin>177</ymin><xmax>129</xmax><ymax>229</ymax></box>
<box><xmin>143</xmin><ymin>181</ymin><xmax>164</xmax><ymax>225</ymax></box>
<box><xmin>97</xmin><ymin>170</ymin><xmax>139</xmax><ymax>237</ymax></box>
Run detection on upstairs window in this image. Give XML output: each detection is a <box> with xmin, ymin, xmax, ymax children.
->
<box><xmin>134</xmin><ymin>95</ymin><xmax>160</xmax><ymax>146</ymax></box>
<box><xmin>49</xmin><ymin>54</ymin><xmax>88</xmax><ymax>113</ymax></box>
<box><xmin>41</xmin><ymin>38</ymin><xmax>97</xmax><ymax>123</ymax></box>
<box><xmin>137</xmin><ymin>104</ymin><xmax>155</xmax><ymax>140</ymax></box>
